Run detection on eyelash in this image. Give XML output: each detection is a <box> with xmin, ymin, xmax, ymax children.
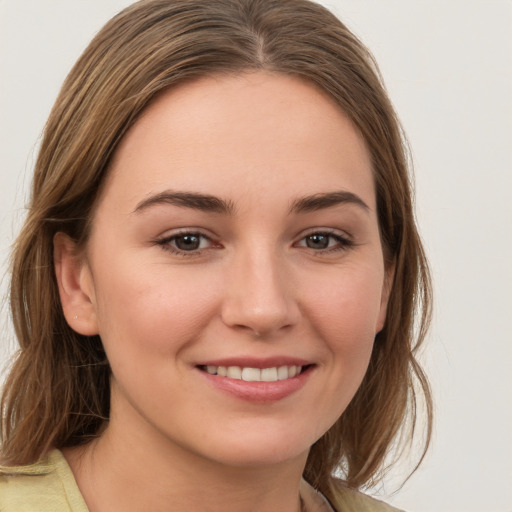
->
<box><xmin>155</xmin><ymin>229</ymin><xmax>354</xmax><ymax>256</ymax></box>
<box><xmin>155</xmin><ymin>231</ymin><xmax>216</xmax><ymax>257</ymax></box>
<box><xmin>295</xmin><ymin>230</ymin><xmax>355</xmax><ymax>254</ymax></box>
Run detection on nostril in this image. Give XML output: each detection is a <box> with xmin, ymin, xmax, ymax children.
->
<box><xmin>220</xmin><ymin>269</ymin><xmax>300</xmax><ymax>335</ymax></box>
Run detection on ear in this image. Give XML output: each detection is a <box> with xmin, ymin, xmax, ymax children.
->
<box><xmin>376</xmin><ymin>261</ymin><xmax>395</xmax><ymax>333</ymax></box>
<box><xmin>54</xmin><ymin>232</ymin><xmax>99</xmax><ymax>336</ymax></box>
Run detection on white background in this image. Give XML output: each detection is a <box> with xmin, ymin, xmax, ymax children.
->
<box><xmin>1</xmin><ymin>1</ymin><xmax>511</xmax><ymax>511</ymax></box>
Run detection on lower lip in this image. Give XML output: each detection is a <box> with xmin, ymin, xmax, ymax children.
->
<box><xmin>198</xmin><ymin>367</ymin><xmax>313</xmax><ymax>403</ymax></box>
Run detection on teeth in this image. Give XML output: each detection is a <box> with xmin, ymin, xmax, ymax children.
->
<box><xmin>241</xmin><ymin>367</ymin><xmax>260</xmax><ymax>381</ymax></box>
<box><xmin>204</xmin><ymin>365</ymin><xmax>302</xmax><ymax>382</ymax></box>
<box><xmin>261</xmin><ymin>367</ymin><xmax>278</xmax><ymax>382</ymax></box>
<box><xmin>227</xmin><ymin>366</ymin><xmax>242</xmax><ymax>379</ymax></box>
<box><xmin>277</xmin><ymin>366</ymin><xmax>289</xmax><ymax>380</ymax></box>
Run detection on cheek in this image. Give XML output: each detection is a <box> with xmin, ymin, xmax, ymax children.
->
<box><xmin>302</xmin><ymin>263</ymin><xmax>385</xmax><ymax>340</ymax></box>
<box><xmin>92</xmin><ymin>259</ymin><xmax>221</xmax><ymax>359</ymax></box>
<box><xmin>292</xmin><ymin>269</ymin><xmax>383</xmax><ymax>442</ymax></box>
<box><xmin>298</xmin><ymin>264</ymin><xmax>384</xmax><ymax>386</ymax></box>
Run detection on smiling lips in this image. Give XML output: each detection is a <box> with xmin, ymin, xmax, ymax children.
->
<box><xmin>203</xmin><ymin>365</ymin><xmax>303</xmax><ymax>382</ymax></box>
<box><xmin>197</xmin><ymin>360</ymin><xmax>312</xmax><ymax>402</ymax></box>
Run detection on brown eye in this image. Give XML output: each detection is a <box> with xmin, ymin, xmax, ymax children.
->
<box><xmin>157</xmin><ymin>232</ymin><xmax>214</xmax><ymax>254</ymax></box>
<box><xmin>173</xmin><ymin>234</ymin><xmax>202</xmax><ymax>251</ymax></box>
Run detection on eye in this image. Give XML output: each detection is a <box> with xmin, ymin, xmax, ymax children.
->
<box><xmin>156</xmin><ymin>232</ymin><xmax>215</xmax><ymax>254</ymax></box>
<box><xmin>172</xmin><ymin>233</ymin><xmax>206</xmax><ymax>251</ymax></box>
<box><xmin>296</xmin><ymin>231</ymin><xmax>353</xmax><ymax>252</ymax></box>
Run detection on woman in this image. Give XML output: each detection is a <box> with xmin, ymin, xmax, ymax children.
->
<box><xmin>0</xmin><ymin>0</ymin><xmax>432</xmax><ymax>510</ymax></box>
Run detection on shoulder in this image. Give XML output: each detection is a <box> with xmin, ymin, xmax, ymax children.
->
<box><xmin>0</xmin><ymin>449</ymin><xmax>88</xmax><ymax>511</ymax></box>
<box><xmin>330</xmin><ymin>480</ymin><xmax>406</xmax><ymax>512</ymax></box>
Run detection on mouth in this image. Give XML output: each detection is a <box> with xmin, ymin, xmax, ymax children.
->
<box><xmin>198</xmin><ymin>364</ymin><xmax>310</xmax><ymax>382</ymax></box>
<box><xmin>195</xmin><ymin>358</ymin><xmax>314</xmax><ymax>402</ymax></box>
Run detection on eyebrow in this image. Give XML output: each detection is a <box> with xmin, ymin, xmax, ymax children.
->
<box><xmin>133</xmin><ymin>189</ymin><xmax>369</xmax><ymax>216</ymax></box>
<box><xmin>289</xmin><ymin>191</ymin><xmax>370</xmax><ymax>214</ymax></box>
<box><xmin>133</xmin><ymin>190</ymin><xmax>236</xmax><ymax>214</ymax></box>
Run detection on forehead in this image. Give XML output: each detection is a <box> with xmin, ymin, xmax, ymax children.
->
<box><xmin>101</xmin><ymin>71</ymin><xmax>375</xmax><ymax>213</ymax></box>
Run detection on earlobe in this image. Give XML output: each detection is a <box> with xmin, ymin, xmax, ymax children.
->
<box><xmin>53</xmin><ymin>232</ymin><xmax>99</xmax><ymax>336</ymax></box>
<box><xmin>376</xmin><ymin>261</ymin><xmax>395</xmax><ymax>333</ymax></box>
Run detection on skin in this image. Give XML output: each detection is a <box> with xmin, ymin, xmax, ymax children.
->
<box><xmin>55</xmin><ymin>72</ymin><xmax>393</xmax><ymax>512</ymax></box>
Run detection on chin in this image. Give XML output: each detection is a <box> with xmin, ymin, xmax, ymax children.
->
<box><xmin>190</xmin><ymin>426</ymin><xmax>317</xmax><ymax>469</ymax></box>
<box><xmin>208</xmin><ymin>446</ymin><xmax>308</xmax><ymax>469</ymax></box>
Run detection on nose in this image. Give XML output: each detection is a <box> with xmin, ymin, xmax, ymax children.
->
<box><xmin>220</xmin><ymin>247</ymin><xmax>300</xmax><ymax>337</ymax></box>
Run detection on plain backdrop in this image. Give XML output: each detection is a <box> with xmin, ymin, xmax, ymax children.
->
<box><xmin>1</xmin><ymin>1</ymin><xmax>511</xmax><ymax>511</ymax></box>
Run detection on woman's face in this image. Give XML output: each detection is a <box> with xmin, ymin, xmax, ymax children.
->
<box><xmin>65</xmin><ymin>72</ymin><xmax>392</xmax><ymax>468</ymax></box>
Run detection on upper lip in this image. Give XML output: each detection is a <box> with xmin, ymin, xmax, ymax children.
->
<box><xmin>195</xmin><ymin>356</ymin><xmax>313</xmax><ymax>369</ymax></box>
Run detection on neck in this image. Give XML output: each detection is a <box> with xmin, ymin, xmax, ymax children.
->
<box><xmin>64</xmin><ymin>422</ymin><xmax>308</xmax><ymax>512</ymax></box>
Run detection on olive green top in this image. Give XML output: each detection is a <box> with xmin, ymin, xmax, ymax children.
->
<box><xmin>0</xmin><ymin>450</ymin><xmax>88</xmax><ymax>511</ymax></box>
<box><xmin>0</xmin><ymin>450</ymin><xmax>404</xmax><ymax>511</ymax></box>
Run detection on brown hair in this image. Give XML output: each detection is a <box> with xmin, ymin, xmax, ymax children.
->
<box><xmin>1</xmin><ymin>0</ymin><xmax>432</xmax><ymax>500</ymax></box>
